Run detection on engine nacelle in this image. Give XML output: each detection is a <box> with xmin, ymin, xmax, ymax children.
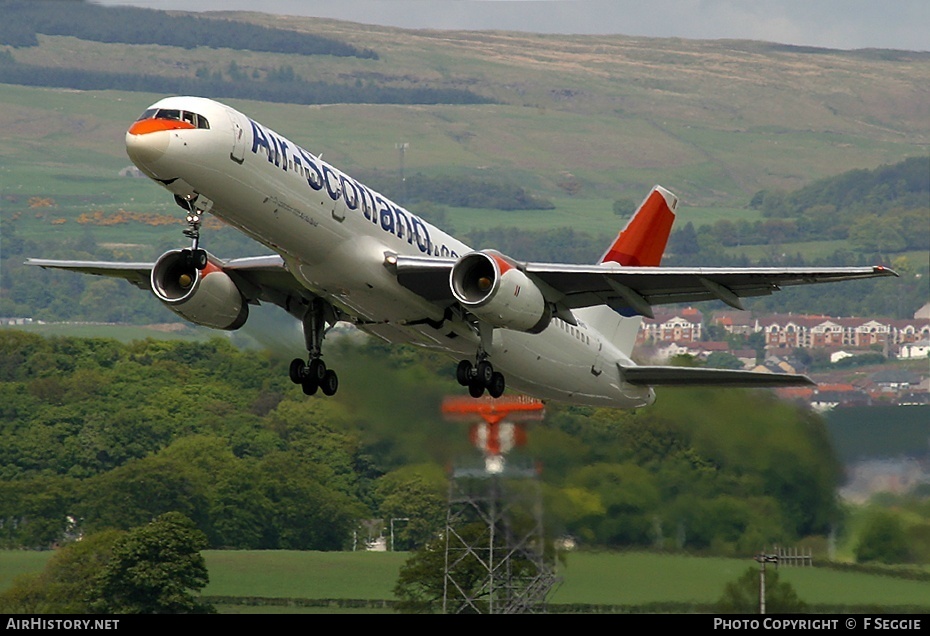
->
<box><xmin>150</xmin><ymin>250</ymin><xmax>248</xmax><ymax>330</ymax></box>
<box><xmin>450</xmin><ymin>250</ymin><xmax>551</xmax><ymax>333</ymax></box>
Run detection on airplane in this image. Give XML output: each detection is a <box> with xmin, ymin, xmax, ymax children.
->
<box><xmin>27</xmin><ymin>96</ymin><xmax>897</xmax><ymax>409</ymax></box>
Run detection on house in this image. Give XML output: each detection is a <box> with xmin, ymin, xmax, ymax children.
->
<box><xmin>898</xmin><ymin>339</ymin><xmax>930</xmax><ymax>359</ymax></box>
<box><xmin>712</xmin><ymin>311</ymin><xmax>755</xmax><ymax>336</ymax></box>
<box><xmin>754</xmin><ymin>313</ymin><xmax>929</xmax><ymax>350</ymax></box>
<box><xmin>810</xmin><ymin>385</ymin><xmax>871</xmax><ymax>411</ymax></box>
<box><xmin>638</xmin><ymin>307</ymin><xmax>703</xmax><ymax>344</ymax></box>
<box><xmin>870</xmin><ymin>369</ymin><xmax>923</xmax><ymax>391</ymax></box>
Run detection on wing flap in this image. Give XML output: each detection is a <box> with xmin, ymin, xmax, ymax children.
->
<box><xmin>619</xmin><ymin>364</ymin><xmax>815</xmax><ymax>387</ymax></box>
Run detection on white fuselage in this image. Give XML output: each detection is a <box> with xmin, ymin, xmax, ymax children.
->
<box><xmin>127</xmin><ymin>96</ymin><xmax>655</xmax><ymax>408</ymax></box>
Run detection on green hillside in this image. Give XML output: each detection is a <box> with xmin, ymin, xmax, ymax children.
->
<box><xmin>1</xmin><ymin>3</ymin><xmax>928</xmax><ymax>207</ymax></box>
<box><xmin>1</xmin><ymin>3</ymin><xmax>927</xmax><ymax>322</ymax></box>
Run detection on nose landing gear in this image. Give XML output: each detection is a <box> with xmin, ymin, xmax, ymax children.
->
<box><xmin>175</xmin><ymin>194</ymin><xmax>209</xmax><ymax>270</ymax></box>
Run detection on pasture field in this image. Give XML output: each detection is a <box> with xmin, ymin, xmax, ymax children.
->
<box><xmin>2</xmin><ymin>550</ymin><xmax>928</xmax><ymax>612</ymax></box>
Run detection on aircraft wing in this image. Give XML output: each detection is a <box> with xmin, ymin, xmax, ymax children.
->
<box><xmin>25</xmin><ymin>255</ymin><xmax>316</xmax><ymax>311</ymax></box>
<box><xmin>394</xmin><ymin>256</ymin><xmax>897</xmax><ymax>317</ymax></box>
<box><xmin>618</xmin><ymin>364</ymin><xmax>815</xmax><ymax>387</ymax></box>
<box><xmin>25</xmin><ymin>259</ymin><xmax>155</xmax><ymax>290</ymax></box>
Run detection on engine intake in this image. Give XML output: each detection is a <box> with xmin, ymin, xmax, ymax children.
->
<box><xmin>151</xmin><ymin>249</ymin><xmax>248</xmax><ymax>330</ymax></box>
<box><xmin>450</xmin><ymin>250</ymin><xmax>550</xmax><ymax>333</ymax></box>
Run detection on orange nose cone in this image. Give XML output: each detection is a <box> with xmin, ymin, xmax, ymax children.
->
<box><xmin>128</xmin><ymin>118</ymin><xmax>195</xmax><ymax>136</ymax></box>
<box><xmin>126</xmin><ymin>118</ymin><xmax>191</xmax><ymax>168</ymax></box>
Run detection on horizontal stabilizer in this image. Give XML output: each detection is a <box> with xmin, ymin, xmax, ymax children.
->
<box><xmin>619</xmin><ymin>364</ymin><xmax>815</xmax><ymax>387</ymax></box>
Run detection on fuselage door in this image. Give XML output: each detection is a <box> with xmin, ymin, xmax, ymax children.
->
<box><xmin>591</xmin><ymin>336</ymin><xmax>604</xmax><ymax>377</ymax></box>
<box><xmin>227</xmin><ymin>109</ymin><xmax>247</xmax><ymax>164</ymax></box>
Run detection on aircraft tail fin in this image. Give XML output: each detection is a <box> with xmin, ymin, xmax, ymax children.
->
<box><xmin>598</xmin><ymin>185</ymin><xmax>678</xmax><ymax>266</ymax></box>
<box><xmin>585</xmin><ymin>186</ymin><xmax>678</xmax><ymax>355</ymax></box>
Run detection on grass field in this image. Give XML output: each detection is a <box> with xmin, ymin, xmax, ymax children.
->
<box><xmin>3</xmin><ymin>549</ymin><xmax>928</xmax><ymax>612</ymax></box>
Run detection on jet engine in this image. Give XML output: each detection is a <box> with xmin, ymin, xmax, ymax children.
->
<box><xmin>150</xmin><ymin>249</ymin><xmax>249</xmax><ymax>330</ymax></box>
<box><xmin>450</xmin><ymin>250</ymin><xmax>550</xmax><ymax>333</ymax></box>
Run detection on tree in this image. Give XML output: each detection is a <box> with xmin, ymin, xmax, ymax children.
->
<box><xmin>705</xmin><ymin>351</ymin><xmax>745</xmax><ymax>370</ymax></box>
<box><xmin>375</xmin><ymin>465</ymin><xmax>447</xmax><ymax>550</ymax></box>
<box><xmin>394</xmin><ymin>522</ymin><xmax>496</xmax><ymax>613</ymax></box>
<box><xmin>90</xmin><ymin>512</ymin><xmax>213</xmax><ymax>614</ymax></box>
<box><xmin>393</xmin><ymin>532</ymin><xmax>449</xmax><ymax>613</ymax></box>
<box><xmin>612</xmin><ymin>198</ymin><xmax>637</xmax><ymax>217</ymax></box>
<box><xmin>0</xmin><ymin>529</ymin><xmax>123</xmax><ymax>613</ymax></box>
<box><xmin>717</xmin><ymin>566</ymin><xmax>807</xmax><ymax>614</ymax></box>
<box><xmin>855</xmin><ymin>510</ymin><xmax>911</xmax><ymax>565</ymax></box>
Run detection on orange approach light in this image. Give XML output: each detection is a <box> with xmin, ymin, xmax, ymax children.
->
<box><xmin>442</xmin><ymin>395</ymin><xmax>544</xmax><ymax>472</ymax></box>
<box><xmin>441</xmin><ymin>395</ymin><xmax>545</xmax><ymax>425</ymax></box>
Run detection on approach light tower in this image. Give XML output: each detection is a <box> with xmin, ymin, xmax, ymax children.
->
<box><xmin>440</xmin><ymin>396</ymin><xmax>559</xmax><ymax>614</ymax></box>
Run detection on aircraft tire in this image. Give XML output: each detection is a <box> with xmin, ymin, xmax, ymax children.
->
<box><xmin>308</xmin><ymin>358</ymin><xmax>327</xmax><ymax>382</ymax></box>
<box><xmin>468</xmin><ymin>378</ymin><xmax>485</xmax><ymax>398</ymax></box>
<box><xmin>301</xmin><ymin>377</ymin><xmax>319</xmax><ymax>396</ymax></box>
<box><xmin>320</xmin><ymin>369</ymin><xmax>338</xmax><ymax>396</ymax></box>
<box><xmin>289</xmin><ymin>358</ymin><xmax>305</xmax><ymax>384</ymax></box>
<box><xmin>488</xmin><ymin>372</ymin><xmax>505</xmax><ymax>398</ymax></box>
<box><xmin>477</xmin><ymin>360</ymin><xmax>494</xmax><ymax>386</ymax></box>
<box><xmin>456</xmin><ymin>360</ymin><xmax>473</xmax><ymax>386</ymax></box>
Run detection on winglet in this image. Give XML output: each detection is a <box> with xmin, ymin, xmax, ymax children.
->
<box><xmin>599</xmin><ymin>185</ymin><xmax>678</xmax><ymax>266</ymax></box>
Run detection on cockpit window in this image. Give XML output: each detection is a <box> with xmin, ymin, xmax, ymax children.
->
<box><xmin>135</xmin><ymin>108</ymin><xmax>210</xmax><ymax>129</ymax></box>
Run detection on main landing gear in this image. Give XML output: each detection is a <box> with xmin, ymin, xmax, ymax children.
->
<box><xmin>289</xmin><ymin>300</ymin><xmax>339</xmax><ymax>397</ymax></box>
<box><xmin>456</xmin><ymin>356</ymin><xmax>506</xmax><ymax>399</ymax></box>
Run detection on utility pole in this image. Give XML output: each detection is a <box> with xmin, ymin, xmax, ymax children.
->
<box><xmin>754</xmin><ymin>552</ymin><xmax>778</xmax><ymax>614</ymax></box>
<box><xmin>396</xmin><ymin>142</ymin><xmax>409</xmax><ymax>204</ymax></box>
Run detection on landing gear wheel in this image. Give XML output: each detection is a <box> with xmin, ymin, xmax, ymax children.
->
<box><xmin>487</xmin><ymin>372</ymin><xmax>506</xmax><ymax>398</ymax></box>
<box><xmin>308</xmin><ymin>358</ymin><xmax>327</xmax><ymax>382</ymax></box>
<box><xmin>193</xmin><ymin>249</ymin><xmax>207</xmax><ymax>270</ymax></box>
<box><xmin>289</xmin><ymin>358</ymin><xmax>306</xmax><ymax>384</ymax></box>
<box><xmin>301</xmin><ymin>377</ymin><xmax>319</xmax><ymax>396</ymax></box>
<box><xmin>468</xmin><ymin>378</ymin><xmax>486</xmax><ymax>398</ymax></box>
<box><xmin>320</xmin><ymin>369</ymin><xmax>339</xmax><ymax>396</ymax></box>
<box><xmin>456</xmin><ymin>360</ymin><xmax>473</xmax><ymax>386</ymax></box>
<box><xmin>476</xmin><ymin>360</ymin><xmax>494</xmax><ymax>385</ymax></box>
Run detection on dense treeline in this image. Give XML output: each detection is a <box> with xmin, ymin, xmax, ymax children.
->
<box><xmin>728</xmin><ymin>157</ymin><xmax>929</xmax><ymax>253</ymax></box>
<box><xmin>0</xmin><ymin>55</ymin><xmax>493</xmax><ymax>107</ymax></box>
<box><xmin>0</xmin><ymin>331</ymin><xmax>850</xmax><ymax>556</ymax></box>
<box><xmin>0</xmin><ymin>221</ymin><xmax>256</xmax><ymax>324</ymax></box>
<box><xmin>630</xmin><ymin>157</ymin><xmax>930</xmax><ymax>254</ymax></box>
<box><xmin>754</xmin><ymin>156</ymin><xmax>928</xmax><ymax>219</ymax></box>
<box><xmin>1</xmin><ymin>0</ymin><xmax>377</xmax><ymax>58</ymax></box>
<box><xmin>0</xmin><ymin>1</ymin><xmax>495</xmax><ymax>106</ymax></box>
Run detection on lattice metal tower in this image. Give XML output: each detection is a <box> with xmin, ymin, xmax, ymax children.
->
<box><xmin>442</xmin><ymin>464</ymin><xmax>559</xmax><ymax>614</ymax></box>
